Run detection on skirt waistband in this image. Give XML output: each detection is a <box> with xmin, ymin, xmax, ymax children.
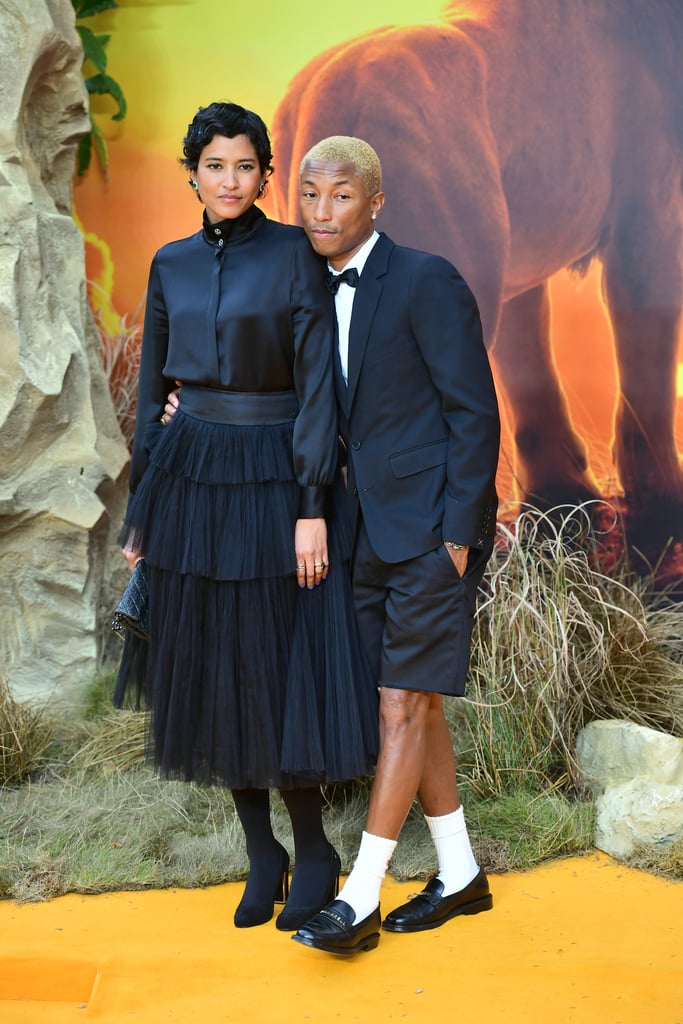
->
<box><xmin>180</xmin><ymin>386</ymin><xmax>299</xmax><ymax>425</ymax></box>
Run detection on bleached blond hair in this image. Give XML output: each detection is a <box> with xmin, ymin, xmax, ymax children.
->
<box><xmin>300</xmin><ymin>136</ymin><xmax>382</xmax><ymax>196</ymax></box>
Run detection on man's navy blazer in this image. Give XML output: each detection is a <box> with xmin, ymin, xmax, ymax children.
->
<box><xmin>336</xmin><ymin>232</ymin><xmax>500</xmax><ymax>564</ymax></box>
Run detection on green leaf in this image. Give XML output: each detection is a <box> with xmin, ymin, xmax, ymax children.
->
<box><xmin>76</xmin><ymin>115</ymin><xmax>110</xmax><ymax>179</ymax></box>
<box><xmin>73</xmin><ymin>0</ymin><xmax>118</xmax><ymax>19</ymax></box>
<box><xmin>76</xmin><ymin>25</ymin><xmax>109</xmax><ymax>73</ymax></box>
<box><xmin>76</xmin><ymin>132</ymin><xmax>92</xmax><ymax>176</ymax></box>
<box><xmin>91</xmin><ymin>119</ymin><xmax>110</xmax><ymax>180</ymax></box>
<box><xmin>71</xmin><ymin>0</ymin><xmax>125</xmax><ymax>181</ymax></box>
<box><xmin>85</xmin><ymin>73</ymin><xmax>127</xmax><ymax>121</ymax></box>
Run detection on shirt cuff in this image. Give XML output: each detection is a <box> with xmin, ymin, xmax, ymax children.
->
<box><xmin>298</xmin><ymin>485</ymin><xmax>330</xmax><ymax>519</ymax></box>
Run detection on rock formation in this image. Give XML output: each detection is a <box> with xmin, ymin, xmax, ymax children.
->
<box><xmin>0</xmin><ymin>0</ymin><xmax>130</xmax><ymax>702</ymax></box>
<box><xmin>576</xmin><ymin>719</ymin><xmax>683</xmax><ymax>857</ymax></box>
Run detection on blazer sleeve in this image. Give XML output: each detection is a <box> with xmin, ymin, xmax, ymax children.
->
<box><xmin>408</xmin><ymin>255</ymin><xmax>500</xmax><ymax>547</ymax></box>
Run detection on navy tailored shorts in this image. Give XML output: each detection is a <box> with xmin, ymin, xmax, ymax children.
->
<box><xmin>351</xmin><ymin>518</ymin><xmax>493</xmax><ymax>697</ymax></box>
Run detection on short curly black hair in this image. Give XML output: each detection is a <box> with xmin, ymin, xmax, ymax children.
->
<box><xmin>180</xmin><ymin>101</ymin><xmax>274</xmax><ymax>177</ymax></box>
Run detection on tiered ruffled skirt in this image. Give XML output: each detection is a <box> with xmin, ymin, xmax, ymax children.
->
<box><xmin>115</xmin><ymin>392</ymin><xmax>378</xmax><ymax>789</ymax></box>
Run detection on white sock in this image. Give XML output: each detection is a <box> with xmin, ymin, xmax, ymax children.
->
<box><xmin>425</xmin><ymin>807</ymin><xmax>479</xmax><ymax>896</ymax></box>
<box><xmin>336</xmin><ymin>831</ymin><xmax>397</xmax><ymax>922</ymax></box>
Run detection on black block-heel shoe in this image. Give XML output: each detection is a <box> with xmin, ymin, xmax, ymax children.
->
<box><xmin>276</xmin><ymin>848</ymin><xmax>342</xmax><ymax>932</ymax></box>
<box><xmin>234</xmin><ymin>843</ymin><xmax>290</xmax><ymax>928</ymax></box>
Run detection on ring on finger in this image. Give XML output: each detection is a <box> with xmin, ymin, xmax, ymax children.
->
<box><xmin>296</xmin><ymin>564</ymin><xmax>305</xmax><ymax>570</ymax></box>
<box><xmin>314</xmin><ymin>562</ymin><xmax>325</xmax><ymax>568</ymax></box>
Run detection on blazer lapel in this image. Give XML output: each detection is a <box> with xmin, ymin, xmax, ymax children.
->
<box><xmin>346</xmin><ymin>233</ymin><xmax>393</xmax><ymax>413</ymax></box>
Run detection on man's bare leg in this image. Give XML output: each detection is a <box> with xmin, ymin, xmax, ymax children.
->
<box><xmin>339</xmin><ymin>689</ymin><xmax>479</xmax><ymax>921</ymax></box>
<box><xmin>370</xmin><ymin>690</ymin><xmax>477</xmax><ymax>896</ymax></box>
<box><xmin>416</xmin><ymin>695</ymin><xmax>479</xmax><ymax>895</ymax></box>
<box><xmin>416</xmin><ymin>693</ymin><xmax>460</xmax><ymax>815</ymax></box>
<box><xmin>335</xmin><ymin>686</ymin><xmax>467</xmax><ymax>920</ymax></box>
<box><xmin>365</xmin><ymin>687</ymin><xmax>433</xmax><ymax>838</ymax></box>
<box><xmin>332</xmin><ymin>687</ymin><xmax>430</xmax><ymax>920</ymax></box>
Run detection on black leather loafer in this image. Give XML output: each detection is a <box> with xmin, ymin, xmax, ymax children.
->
<box><xmin>291</xmin><ymin>899</ymin><xmax>381</xmax><ymax>955</ymax></box>
<box><xmin>382</xmin><ymin>869</ymin><xmax>492</xmax><ymax>932</ymax></box>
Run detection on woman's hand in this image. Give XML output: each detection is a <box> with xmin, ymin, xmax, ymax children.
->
<box><xmin>160</xmin><ymin>381</ymin><xmax>182</xmax><ymax>425</ymax></box>
<box><xmin>295</xmin><ymin>518</ymin><xmax>328</xmax><ymax>589</ymax></box>
<box><xmin>123</xmin><ymin>546</ymin><xmax>143</xmax><ymax>572</ymax></box>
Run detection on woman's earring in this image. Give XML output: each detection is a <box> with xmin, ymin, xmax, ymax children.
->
<box><xmin>258</xmin><ymin>181</ymin><xmax>266</xmax><ymax>196</ymax></box>
<box><xmin>371</xmin><ymin>212</ymin><xmax>377</xmax><ymax>220</ymax></box>
<box><xmin>189</xmin><ymin>179</ymin><xmax>198</xmax><ymax>191</ymax></box>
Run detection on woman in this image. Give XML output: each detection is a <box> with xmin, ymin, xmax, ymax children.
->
<box><xmin>115</xmin><ymin>102</ymin><xmax>378</xmax><ymax>931</ymax></box>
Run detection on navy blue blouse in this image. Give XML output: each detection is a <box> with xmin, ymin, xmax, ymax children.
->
<box><xmin>128</xmin><ymin>206</ymin><xmax>337</xmax><ymax>518</ymax></box>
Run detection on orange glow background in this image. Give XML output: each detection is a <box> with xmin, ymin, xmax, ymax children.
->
<box><xmin>74</xmin><ymin>0</ymin><xmax>682</xmax><ymax>507</ymax></box>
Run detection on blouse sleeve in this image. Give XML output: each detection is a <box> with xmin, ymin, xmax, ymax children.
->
<box><xmin>127</xmin><ymin>254</ymin><xmax>175</xmax><ymax>497</ymax></box>
<box><xmin>289</xmin><ymin>237</ymin><xmax>338</xmax><ymax>519</ymax></box>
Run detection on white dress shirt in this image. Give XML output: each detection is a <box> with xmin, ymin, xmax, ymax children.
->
<box><xmin>328</xmin><ymin>231</ymin><xmax>379</xmax><ymax>384</ymax></box>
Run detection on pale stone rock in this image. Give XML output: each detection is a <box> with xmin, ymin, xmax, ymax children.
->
<box><xmin>0</xmin><ymin>0</ymin><xmax>130</xmax><ymax>702</ymax></box>
<box><xmin>594</xmin><ymin>779</ymin><xmax>683</xmax><ymax>858</ymax></box>
<box><xmin>575</xmin><ymin>719</ymin><xmax>683</xmax><ymax>792</ymax></box>
<box><xmin>576</xmin><ymin>720</ymin><xmax>683</xmax><ymax>855</ymax></box>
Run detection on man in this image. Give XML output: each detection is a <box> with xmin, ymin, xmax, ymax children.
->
<box><xmin>290</xmin><ymin>137</ymin><xmax>500</xmax><ymax>956</ymax></box>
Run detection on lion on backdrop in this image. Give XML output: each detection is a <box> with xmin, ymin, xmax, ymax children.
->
<box><xmin>271</xmin><ymin>0</ymin><xmax>683</xmax><ymax>558</ymax></box>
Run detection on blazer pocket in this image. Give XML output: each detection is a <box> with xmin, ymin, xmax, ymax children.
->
<box><xmin>389</xmin><ymin>438</ymin><xmax>448</xmax><ymax>479</ymax></box>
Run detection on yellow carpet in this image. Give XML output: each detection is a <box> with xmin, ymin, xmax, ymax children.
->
<box><xmin>1</xmin><ymin>853</ymin><xmax>681</xmax><ymax>1023</ymax></box>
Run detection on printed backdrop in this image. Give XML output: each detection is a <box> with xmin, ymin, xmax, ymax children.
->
<box><xmin>74</xmin><ymin>0</ymin><xmax>683</xmax><ymax>575</ymax></box>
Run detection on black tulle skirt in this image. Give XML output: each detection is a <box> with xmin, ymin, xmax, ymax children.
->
<box><xmin>115</xmin><ymin>390</ymin><xmax>378</xmax><ymax>789</ymax></box>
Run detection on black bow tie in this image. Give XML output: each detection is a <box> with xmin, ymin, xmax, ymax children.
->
<box><xmin>325</xmin><ymin>267</ymin><xmax>360</xmax><ymax>295</ymax></box>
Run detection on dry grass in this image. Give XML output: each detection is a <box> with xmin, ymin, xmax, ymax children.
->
<box><xmin>67</xmin><ymin>711</ymin><xmax>146</xmax><ymax>775</ymax></box>
<box><xmin>0</xmin><ymin>766</ymin><xmax>594</xmax><ymax>901</ymax></box>
<box><xmin>453</xmin><ymin>504</ymin><xmax>683</xmax><ymax>799</ymax></box>
<box><xmin>2</xmin><ymin>503</ymin><xmax>681</xmax><ymax>898</ymax></box>
<box><xmin>625</xmin><ymin>837</ymin><xmax>683</xmax><ymax>881</ymax></box>
<box><xmin>0</xmin><ymin>769</ymin><xmax>239</xmax><ymax>901</ymax></box>
<box><xmin>0</xmin><ymin>676</ymin><xmax>54</xmax><ymax>787</ymax></box>
<box><xmin>96</xmin><ymin>307</ymin><xmax>142</xmax><ymax>448</ymax></box>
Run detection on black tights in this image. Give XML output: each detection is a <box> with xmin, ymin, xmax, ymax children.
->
<box><xmin>231</xmin><ymin>786</ymin><xmax>335</xmax><ymax>908</ymax></box>
<box><xmin>231</xmin><ymin>786</ymin><xmax>328</xmax><ymax>857</ymax></box>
